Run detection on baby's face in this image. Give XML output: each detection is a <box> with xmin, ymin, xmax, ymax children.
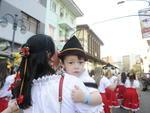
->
<box><xmin>63</xmin><ymin>55</ymin><xmax>85</xmax><ymax>77</ymax></box>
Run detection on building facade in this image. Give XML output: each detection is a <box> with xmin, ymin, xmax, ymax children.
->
<box><xmin>45</xmin><ymin>0</ymin><xmax>83</xmax><ymax>50</ymax></box>
<box><xmin>0</xmin><ymin>0</ymin><xmax>83</xmax><ymax>54</ymax></box>
<box><xmin>76</xmin><ymin>24</ymin><xmax>106</xmax><ymax>71</ymax></box>
<box><xmin>0</xmin><ymin>0</ymin><xmax>46</xmax><ymax>54</ymax></box>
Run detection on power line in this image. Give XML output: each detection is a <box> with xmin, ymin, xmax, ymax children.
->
<box><xmin>91</xmin><ymin>14</ymin><xmax>150</xmax><ymax>26</ymax></box>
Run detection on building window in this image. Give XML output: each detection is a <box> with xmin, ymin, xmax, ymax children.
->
<box><xmin>36</xmin><ymin>0</ymin><xmax>46</xmax><ymax>7</ymax></box>
<box><xmin>71</xmin><ymin>18</ymin><xmax>74</xmax><ymax>24</ymax></box>
<box><xmin>88</xmin><ymin>34</ymin><xmax>92</xmax><ymax>54</ymax></box>
<box><xmin>35</xmin><ymin>0</ymin><xmax>42</xmax><ymax>3</ymax></box>
<box><xmin>22</xmin><ymin>12</ymin><xmax>39</xmax><ymax>34</ymax></box>
<box><xmin>94</xmin><ymin>41</ymin><xmax>98</xmax><ymax>57</ymax></box>
<box><xmin>65</xmin><ymin>12</ymin><xmax>68</xmax><ymax>18</ymax></box>
<box><xmin>51</xmin><ymin>1</ymin><xmax>56</xmax><ymax>13</ymax></box>
<box><xmin>91</xmin><ymin>38</ymin><xmax>94</xmax><ymax>56</ymax></box>
<box><xmin>60</xmin><ymin>8</ymin><xmax>64</xmax><ymax>18</ymax></box>
<box><xmin>59</xmin><ymin>30</ymin><xmax>63</xmax><ymax>37</ymax></box>
<box><xmin>48</xmin><ymin>25</ymin><xmax>55</xmax><ymax>37</ymax></box>
<box><xmin>59</xmin><ymin>29</ymin><xmax>65</xmax><ymax>41</ymax></box>
<box><xmin>84</xmin><ymin>30</ymin><xmax>88</xmax><ymax>52</ymax></box>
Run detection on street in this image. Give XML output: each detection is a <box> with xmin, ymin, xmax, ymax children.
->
<box><xmin>113</xmin><ymin>88</ymin><xmax>150</xmax><ymax>113</ymax></box>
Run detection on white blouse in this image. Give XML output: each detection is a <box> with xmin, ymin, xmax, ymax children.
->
<box><xmin>24</xmin><ymin>73</ymin><xmax>101</xmax><ymax>113</ymax></box>
<box><xmin>98</xmin><ymin>76</ymin><xmax>111</xmax><ymax>93</ymax></box>
<box><xmin>125</xmin><ymin>79</ymin><xmax>140</xmax><ymax>88</ymax></box>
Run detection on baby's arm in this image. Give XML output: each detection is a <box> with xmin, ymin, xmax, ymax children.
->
<box><xmin>71</xmin><ymin>85</ymin><xmax>102</xmax><ymax>106</ymax></box>
<box><xmin>89</xmin><ymin>91</ymin><xmax>102</xmax><ymax>105</ymax></box>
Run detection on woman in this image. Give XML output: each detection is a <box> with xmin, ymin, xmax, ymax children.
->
<box><xmin>122</xmin><ymin>71</ymin><xmax>140</xmax><ymax>113</ymax></box>
<box><xmin>98</xmin><ymin>70</ymin><xmax>116</xmax><ymax>113</ymax></box>
<box><xmin>11</xmin><ymin>34</ymin><xmax>101</xmax><ymax>113</ymax></box>
<box><xmin>0</xmin><ymin>59</ymin><xmax>13</xmax><ymax>112</ymax></box>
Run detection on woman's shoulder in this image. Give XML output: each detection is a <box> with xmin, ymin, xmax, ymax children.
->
<box><xmin>64</xmin><ymin>73</ymin><xmax>87</xmax><ymax>87</ymax></box>
<box><xmin>32</xmin><ymin>74</ymin><xmax>60</xmax><ymax>85</ymax></box>
<box><xmin>64</xmin><ymin>73</ymin><xmax>82</xmax><ymax>82</ymax></box>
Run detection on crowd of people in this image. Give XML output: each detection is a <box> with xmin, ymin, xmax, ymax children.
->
<box><xmin>0</xmin><ymin>34</ymin><xmax>144</xmax><ymax>113</ymax></box>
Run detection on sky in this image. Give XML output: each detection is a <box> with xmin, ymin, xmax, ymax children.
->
<box><xmin>73</xmin><ymin>0</ymin><xmax>149</xmax><ymax>60</ymax></box>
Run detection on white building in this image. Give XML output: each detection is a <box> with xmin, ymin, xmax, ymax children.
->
<box><xmin>0</xmin><ymin>0</ymin><xmax>83</xmax><ymax>54</ymax></box>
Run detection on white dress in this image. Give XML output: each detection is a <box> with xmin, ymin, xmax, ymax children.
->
<box><xmin>24</xmin><ymin>73</ymin><xmax>101</xmax><ymax>113</ymax></box>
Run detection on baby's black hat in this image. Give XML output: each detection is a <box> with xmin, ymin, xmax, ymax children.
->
<box><xmin>58</xmin><ymin>35</ymin><xmax>87</xmax><ymax>61</ymax></box>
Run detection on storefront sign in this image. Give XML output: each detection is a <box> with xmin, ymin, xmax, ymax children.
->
<box><xmin>138</xmin><ymin>8</ymin><xmax>150</xmax><ymax>40</ymax></box>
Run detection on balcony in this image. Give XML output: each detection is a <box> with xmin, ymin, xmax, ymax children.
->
<box><xmin>58</xmin><ymin>18</ymin><xmax>74</xmax><ymax>31</ymax></box>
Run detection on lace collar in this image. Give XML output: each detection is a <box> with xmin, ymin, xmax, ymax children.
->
<box><xmin>32</xmin><ymin>74</ymin><xmax>61</xmax><ymax>85</ymax></box>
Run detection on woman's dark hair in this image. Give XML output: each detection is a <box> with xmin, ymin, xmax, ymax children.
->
<box><xmin>0</xmin><ymin>60</ymin><xmax>9</xmax><ymax>89</ymax></box>
<box><xmin>129</xmin><ymin>72</ymin><xmax>136</xmax><ymax>86</ymax></box>
<box><xmin>121</xmin><ymin>72</ymin><xmax>127</xmax><ymax>84</ymax></box>
<box><xmin>12</xmin><ymin>34</ymin><xmax>56</xmax><ymax>109</ymax></box>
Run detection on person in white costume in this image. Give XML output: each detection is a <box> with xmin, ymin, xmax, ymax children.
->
<box><xmin>58</xmin><ymin>35</ymin><xmax>103</xmax><ymax>113</ymax></box>
<box><xmin>10</xmin><ymin>34</ymin><xmax>101</xmax><ymax>113</ymax></box>
<box><xmin>0</xmin><ymin>59</ymin><xmax>17</xmax><ymax>112</ymax></box>
<box><xmin>98</xmin><ymin>70</ymin><xmax>117</xmax><ymax>113</ymax></box>
<box><xmin>0</xmin><ymin>74</ymin><xmax>16</xmax><ymax>99</ymax></box>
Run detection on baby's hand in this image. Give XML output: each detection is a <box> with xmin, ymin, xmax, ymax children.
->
<box><xmin>71</xmin><ymin>85</ymin><xmax>85</xmax><ymax>103</ymax></box>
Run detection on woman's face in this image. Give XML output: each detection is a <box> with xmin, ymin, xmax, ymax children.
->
<box><xmin>48</xmin><ymin>51</ymin><xmax>60</xmax><ymax>70</ymax></box>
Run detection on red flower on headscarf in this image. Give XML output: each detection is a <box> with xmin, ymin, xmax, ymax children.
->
<box><xmin>17</xmin><ymin>95</ymin><xmax>24</xmax><ymax>104</ymax></box>
<box><xmin>20</xmin><ymin>47</ymin><xmax>30</xmax><ymax>56</ymax></box>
